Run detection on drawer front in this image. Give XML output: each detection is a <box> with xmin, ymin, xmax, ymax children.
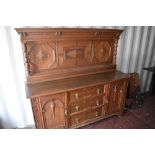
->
<box><xmin>70</xmin><ymin>108</ymin><xmax>102</xmax><ymax>127</ymax></box>
<box><xmin>84</xmin><ymin>85</ymin><xmax>104</xmax><ymax>98</ymax></box>
<box><xmin>68</xmin><ymin>85</ymin><xmax>104</xmax><ymax>103</ymax></box>
<box><xmin>68</xmin><ymin>88</ymin><xmax>85</xmax><ymax>102</ymax></box>
<box><xmin>87</xmin><ymin>96</ymin><xmax>104</xmax><ymax>108</ymax></box>
<box><xmin>70</xmin><ymin>96</ymin><xmax>104</xmax><ymax>114</ymax></box>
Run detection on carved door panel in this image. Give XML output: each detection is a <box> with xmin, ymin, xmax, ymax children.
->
<box><xmin>25</xmin><ymin>41</ymin><xmax>58</xmax><ymax>75</ymax></box>
<box><xmin>31</xmin><ymin>93</ymin><xmax>67</xmax><ymax>129</ymax></box>
<box><xmin>58</xmin><ymin>41</ymin><xmax>92</xmax><ymax>68</ymax></box>
<box><xmin>41</xmin><ymin>94</ymin><xmax>66</xmax><ymax>129</ymax></box>
<box><xmin>105</xmin><ymin>80</ymin><xmax>127</xmax><ymax>115</ymax></box>
<box><xmin>92</xmin><ymin>40</ymin><xmax>114</xmax><ymax>64</ymax></box>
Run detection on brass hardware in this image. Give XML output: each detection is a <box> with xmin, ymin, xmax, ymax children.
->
<box><xmin>50</xmin><ymin>100</ymin><xmax>55</xmax><ymax>118</ymax></box>
<box><xmin>114</xmin><ymin>86</ymin><xmax>117</xmax><ymax>92</ymax></box>
<box><xmin>75</xmin><ymin>105</ymin><xmax>79</xmax><ymax>111</ymax></box>
<box><xmin>95</xmin><ymin>111</ymin><xmax>99</xmax><ymax>117</ymax></box>
<box><xmin>120</xmin><ymin>89</ymin><xmax>123</xmax><ymax>93</ymax></box>
<box><xmin>75</xmin><ymin>118</ymin><xmax>79</xmax><ymax>124</ymax></box>
<box><xmin>96</xmin><ymin>100</ymin><xmax>99</xmax><ymax>106</ymax></box>
<box><xmin>113</xmin><ymin>86</ymin><xmax>117</xmax><ymax>101</ymax></box>
<box><xmin>97</xmin><ymin>88</ymin><xmax>100</xmax><ymax>94</ymax></box>
<box><xmin>65</xmin><ymin>110</ymin><xmax>67</xmax><ymax>116</ymax></box>
<box><xmin>95</xmin><ymin>32</ymin><xmax>101</xmax><ymax>35</ymax></box>
<box><xmin>75</xmin><ymin>93</ymin><xmax>79</xmax><ymax>100</ymax></box>
<box><xmin>55</xmin><ymin>31</ymin><xmax>62</xmax><ymax>36</ymax></box>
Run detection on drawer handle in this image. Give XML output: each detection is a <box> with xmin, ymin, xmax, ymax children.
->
<box><xmin>55</xmin><ymin>31</ymin><xmax>62</xmax><ymax>36</ymax></box>
<box><xmin>50</xmin><ymin>100</ymin><xmax>55</xmax><ymax>118</ymax></box>
<box><xmin>75</xmin><ymin>118</ymin><xmax>79</xmax><ymax>124</ymax></box>
<box><xmin>65</xmin><ymin>110</ymin><xmax>67</xmax><ymax>116</ymax></box>
<box><xmin>120</xmin><ymin>89</ymin><xmax>123</xmax><ymax>93</ymax></box>
<box><xmin>95</xmin><ymin>31</ymin><xmax>101</xmax><ymax>35</ymax></box>
<box><xmin>97</xmin><ymin>88</ymin><xmax>100</xmax><ymax>95</ymax></box>
<box><xmin>95</xmin><ymin>111</ymin><xmax>99</xmax><ymax>117</ymax></box>
<box><xmin>96</xmin><ymin>100</ymin><xmax>99</xmax><ymax>106</ymax></box>
<box><xmin>75</xmin><ymin>93</ymin><xmax>79</xmax><ymax>100</ymax></box>
<box><xmin>75</xmin><ymin>105</ymin><xmax>79</xmax><ymax>112</ymax></box>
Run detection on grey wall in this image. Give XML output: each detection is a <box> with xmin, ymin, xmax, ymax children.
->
<box><xmin>104</xmin><ymin>26</ymin><xmax>155</xmax><ymax>93</ymax></box>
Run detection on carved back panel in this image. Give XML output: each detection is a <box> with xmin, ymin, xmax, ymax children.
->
<box><xmin>16</xmin><ymin>28</ymin><xmax>123</xmax><ymax>83</ymax></box>
<box><xmin>58</xmin><ymin>40</ymin><xmax>92</xmax><ymax>68</ymax></box>
<box><xmin>92</xmin><ymin>40</ymin><xmax>114</xmax><ymax>64</ymax></box>
<box><xmin>25</xmin><ymin>41</ymin><xmax>58</xmax><ymax>75</ymax></box>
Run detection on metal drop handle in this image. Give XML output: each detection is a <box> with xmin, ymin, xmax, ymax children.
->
<box><xmin>75</xmin><ymin>118</ymin><xmax>79</xmax><ymax>124</ymax></box>
<box><xmin>75</xmin><ymin>93</ymin><xmax>79</xmax><ymax>100</ymax></box>
<box><xmin>75</xmin><ymin>105</ymin><xmax>79</xmax><ymax>111</ymax></box>
<box><xmin>95</xmin><ymin>111</ymin><xmax>99</xmax><ymax>117</ymax></box>
<box><xmin>50</xmin><ymin>100</ymin><xmax>55</xmax><ymax>118</ymax></box>
<box><xmin>96</xmin><ymin>100</ymin><xmax>99</xmax><ymax>106</ymax></box>
<box><xmin>97</xmin><ymin>88</ymin><xmax>100</xmax><ymax>94</ymax></box>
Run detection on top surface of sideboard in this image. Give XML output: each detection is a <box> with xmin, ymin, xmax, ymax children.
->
<box><xmin>26</xmin><ymin>71</ymin><xmax>130</xmax><ymax>98</ymax></box>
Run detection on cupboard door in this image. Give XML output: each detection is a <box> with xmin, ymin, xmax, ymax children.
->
<box><xmin>31</xmin><ymin>93</ymin><xmax>67</xmax><ymax>129</ymax></box>
<box><xmin>105</xmin><ymin>80</ymin><xmax>128</xmax><ymax>115</ymax></box>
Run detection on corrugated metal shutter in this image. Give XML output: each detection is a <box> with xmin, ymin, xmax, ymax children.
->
<box><xmin>104</xmin><ymin>26</ymin><xmax>155</xmax><ymax>93</ymax></box>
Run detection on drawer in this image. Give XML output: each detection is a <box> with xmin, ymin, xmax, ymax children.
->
<box><xmin>70</xmin><ymin>107</ymin><xmax>102</xmax><ymax>127</ymax></box>
<box><xmin>68</xmin><ymin>85</ymin><xmax>104</xmax><ymax>103</ymax></box>
<box><xmin>70</xmin><ymin>96</ymin><xmax>104</xmax><ymax>114</ymax></box>
<box><xmin>70</xmin><ymin>101</ymin><xmax>87</xmax><ymax>114</ymax></box>
<box><xmin>68</xmin><ymin>88</ymin><xmax>85</xmax><ymax>102</ymax></box>
<box><xmin>84</xmin><ymin>85</ymin><xmax>104</xmax><ymax>97</ymax></box>
<box><xmin>86</xmin><ymin>96</ymin><xmax>104</xmax><ymax>108</ymax></box>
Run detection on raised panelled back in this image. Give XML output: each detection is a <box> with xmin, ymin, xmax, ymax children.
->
<box><xmin>16</xmin><ymin>28</ymin><xmax>123</xmax><ymax>83</ymax></box>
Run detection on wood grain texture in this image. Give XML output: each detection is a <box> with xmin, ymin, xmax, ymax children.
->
<box><xmin>16</xmin><ymin>28</ymin><xmax>130</xmax><ymax>129</ymax></box>
<box><xmin>16</xmin><ymin>28</ymin><xmax>122</xmax><ymax>83</ymax></box>
<box><xmin>26</xmin><ymin>71</ymin><xmax>130</xmax><ymax>98</ymax></box>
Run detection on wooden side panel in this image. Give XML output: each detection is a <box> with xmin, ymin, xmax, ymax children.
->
<box><xmin>31</xmin><ymin>98</ymin><xmax>44</xmax><ymax>128</ymax></box>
